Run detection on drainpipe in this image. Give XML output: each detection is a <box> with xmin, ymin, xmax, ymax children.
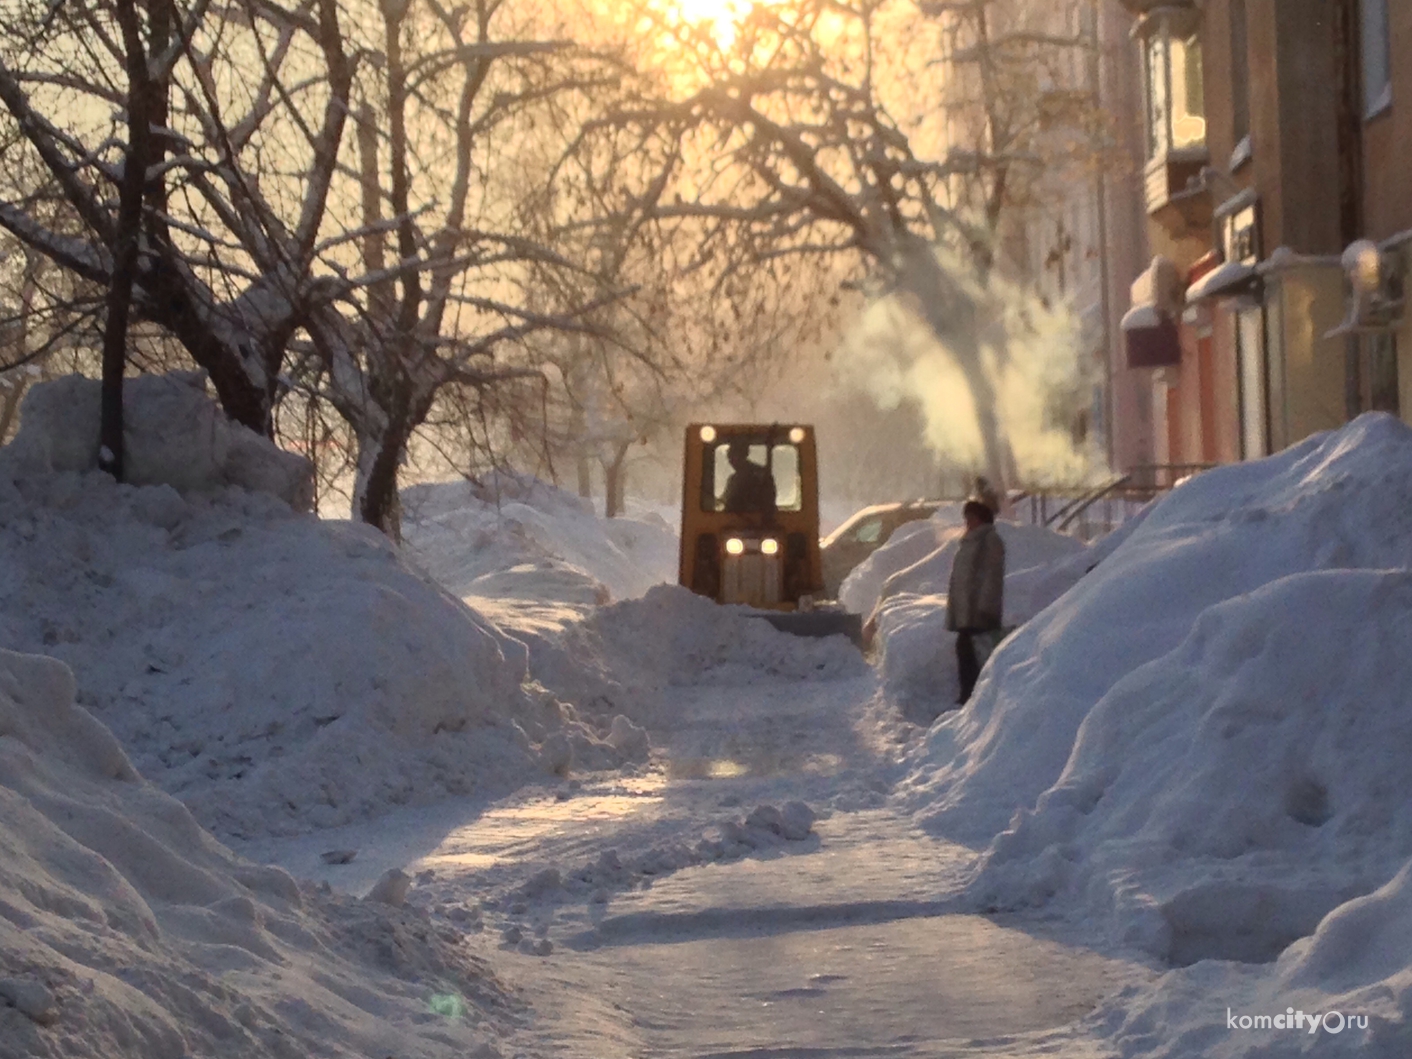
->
<box><xmin>1091</xmin><ymin>0</ymin><xmax>1117</xmax><ymax>470</ymax></box>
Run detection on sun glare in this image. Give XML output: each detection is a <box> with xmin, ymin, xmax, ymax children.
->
<box><xmin>668</xmin><ymin>0</ymin><xmax>751</xmax><ymax>46</ymax></box>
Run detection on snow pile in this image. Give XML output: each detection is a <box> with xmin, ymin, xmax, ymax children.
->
<box><xmin>837</xmin><ymin>506</ymin><xmax>962</xmax><ymax>616</ymax></box>
<box><xmin>866</xmin><ymin>521</ymin><xmax>1088</xmax><ymax>716</ymax></box>
<box><xmin>1090</xmin><ymin>881</ymin><xmax>1412</xmax><ymax>1059</ymax></box>
<box><xmin>872</xmin><ymin>519</ymin><xmax>1087</xmax><ymax>611</ymax></box>
<box><xmin>402</xmin><ymin>474</ymin><xmax>677</xmax><ymax>605</ymax></box>
<box><xmin>520</xmin><ymin>586</ymin><xmax>870</xmax><ymax>729</ymax></box>
<box><xmin>2</xmin><ymin>372</ymin><xmax>312</xmax><ymax>511</ymax></box>
<box><xmin>592</xmin><ymin>587</ymin><xmax>869</xmax><ymax>686</ymax></box>
<box><xmin>0</xmin><ymin>648</ymin><xmax>517</xmax><ymax>1059</ymax></box>
<box><xmin>0</xmin><ymin>378</ymin><xmax>642</xmax><ymax>839</ymax></box>
<box><xmin>977</xmin><ymin>570</ymin><xmax>1412</xmax><ymax>962</ymax></box>
<box><xmin>1093</xmin><ymin>862</ymin><xmax>1412</xmax><ymax>1056</ymax></box>
<box><xmin>1000</xmin><ymin>504</ymin><xmax>1150</xmax><ymax>625</ymax></box>
<box><xmin>898</xmin><ymin>415</ymin><xmax>1412</xmax><ymax>981</ymax></box>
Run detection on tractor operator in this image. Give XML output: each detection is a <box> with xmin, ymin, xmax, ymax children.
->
<box><xmin>721</xmin><ymin>440</ymin><xmax>777</xmax><ymax>513</ymax></box>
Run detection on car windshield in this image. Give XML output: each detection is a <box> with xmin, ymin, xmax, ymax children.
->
<box><xmin>854</xmin><ymin>517</ymin><xmax>884</xmax><ymax>544</ymax></box>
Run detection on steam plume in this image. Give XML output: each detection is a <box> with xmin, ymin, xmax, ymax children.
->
<box><xmin>836</xmin><ymin>247</ymin><xmax>1106</xmax><ymax>491</ymax></box>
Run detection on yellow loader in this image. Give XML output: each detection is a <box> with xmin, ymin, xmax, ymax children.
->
<box><xmin>678</xmin><ymin>422</ymin><xmax>863</xmax><ymax>644</ymax></box>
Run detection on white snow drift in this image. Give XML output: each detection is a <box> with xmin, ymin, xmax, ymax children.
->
<box><xmin>401</xmin><ymin>474</ymin><xmax>677</xmax><ymax>606</ymax></box>
<box><xmin>505</xmin><ymin>584</ymin><xmax>870</xmax><ymax>735</ymax></box>
<box><xmin>896</xmin><ymin>415</ymin><xmax>1412</xmax><ymax>1000</ymax></box>
<box><xmin>0</xmin><ymin>648</ymin><xmax>517</xmax><ymax>1059</ymax></box>
<box><xmin>1092</xmin><ymin>856</ymin><xmax>1412</xmax><ymax>1056</ymax></box>
<box><xmin>837</xmin><ymin>503</ymin><xmax>963</xmax><ymax>617</ymax></box>
<box><xmin>3</xmin><ymin>372</ymin><xmax>312</xmax><ymax>510</ymax></box>
<box><xmin>0</xmin><ymin>377</ymin><xmax>640</xmax><ymax>840</ymax></box>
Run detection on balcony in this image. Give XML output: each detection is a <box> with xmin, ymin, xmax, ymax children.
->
<box><xmin>1144</xmin><ymin>147</ymin><xmax>1212</xmax><ymax>236</ymax></box>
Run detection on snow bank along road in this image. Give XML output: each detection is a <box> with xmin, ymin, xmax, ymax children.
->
<box><xmin>244</xmin><ymin>629</ymin><xmax>1149</xmax><ymax>1059</ymax></box>
<box><xmin>11</xmin><ymin>378</ymin><xmax>1412</xmax><ymax>1057</ymax></box>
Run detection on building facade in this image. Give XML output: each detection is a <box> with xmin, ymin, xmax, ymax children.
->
<box><xmin>1117</xmin><ymin>0</ymin><xmax>1411</xmax><ymax>470</ymax></box>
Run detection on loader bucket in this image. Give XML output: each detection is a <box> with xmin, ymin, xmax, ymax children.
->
<box><xmin>753</xmin><ymin>609</ymin><xmax>865</xmax><ymax>647</ymax></box>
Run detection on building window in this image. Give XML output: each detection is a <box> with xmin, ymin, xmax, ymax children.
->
<box><xmin>1362</xmin><ymin>0</ymin><xmax>1392</xmax><ymax>117</ymax></box>
<box><xmin>1230</xmin><ymin>0</ymin><xmax>1250</xmax><ymax>143</ymax></box>
<box><xmin>1145</xmin><ymin>33</ymin><xmax>1169</xmax><ymax>158</ymax></box>
<box><xmin>1143</xmin><ymin>18</ymin><xmax>1207</xmax><ymax>159</ymax></box>
<box><xmin>1173</xmin><ymin>35</ymin><xmax>1205</xmax><ymax>148</ymax></box>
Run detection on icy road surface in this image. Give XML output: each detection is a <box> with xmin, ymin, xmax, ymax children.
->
<box><xmin>241</xmin><ymin>662</ymin><xmax>1151</xmax><ymax>1058</ymax></box>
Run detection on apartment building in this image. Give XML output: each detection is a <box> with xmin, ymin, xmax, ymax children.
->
<box><xmin>1117</xmin><ymin>0</ymin><xmax>1411</xmax><ymax>468</ymax></box>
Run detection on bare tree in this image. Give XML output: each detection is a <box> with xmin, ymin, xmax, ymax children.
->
<box><xmin>597</xmin><ymin>0</ymin><xmax>1102</xmax><ymax>497</ymax></box>
<box><xmin>0</xmin><ymin>245</ymin><xmax>48</xmax><ymax>440</ymax></box>
<box><xmin>0</xmin><ymin>0</ymin><xmax>630</xmax><ymax>537</ymax></box>
<box><xmin>518</xmin><ymin>102</ymin><xmax>843</xmax><ymax>516</ymax></box>
<box><xmin>0</xmin><ymin>0</ymin><xmax>356</xmax><ymax>437</ymax></box>
<box><xmin>286</xmin><ymin>0</ymin><xmax>628</xmax><ymax>537</ymax></box>
<box><xmin>93</xmin><ymin>0</ymin><xmax>161</xmax><ymax>478</ymax></box>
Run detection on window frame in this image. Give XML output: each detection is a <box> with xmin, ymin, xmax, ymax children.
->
<box><xmin>1140</xmin><ymin>12</ymin><xmax>1206</xmax><ymax>160</ymax></box>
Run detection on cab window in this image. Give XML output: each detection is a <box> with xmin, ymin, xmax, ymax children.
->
<box><xmin>701</xmin><ymin>441</ymin><xmax>802</xmax><ymax>512</ymax></box>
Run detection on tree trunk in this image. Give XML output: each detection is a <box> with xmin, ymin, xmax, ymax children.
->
<box><xmin>898</xmin><ymin>240</ymin><xmax>1014</xmax><ymax>511</ymax></box>
<box><xmin>0</xmin><ymin>379</ymin><xmax>26</xmax><ymax>442</ymax></box>
<box><xmin>351</xmin><ymin>372</ymin><xmax>434</xmax><ymax>541</ymax></box>
<box><xmin>568</xmin><ymin>404</ymin><xmax>593</xmax><ymax>498</ymax></box>
<box><xmin>138</xmin><ymin>254</ymin><xmax>275</xmax><ymax>435</ymax></box>
<box><xmin>577</xmin><ymin>454</ymin><xmax>593</xmax><ymax>499</ymax></box>
<box><xmin>603</xmin><ymin>439</ymin><xmax>630</xmax><ymax>518</ymax></box>
<box><xmin>0</xmin><ymin>255</ymin><xmax>39</xmax><ymax>442</ymax></box>
<box><xmin>355</xmin><ymin>106</ymin><xmax>394</xmax><ymax>319</ymax></box>
<box><xmin>99</xmin><ymin>0</ymin><xmax>156</xmax><ymax>481</ymax></box>
<box><xmin>353</xmin><ymin>424</ymin><xmax>408</xmax><ymax>541</ymax></box>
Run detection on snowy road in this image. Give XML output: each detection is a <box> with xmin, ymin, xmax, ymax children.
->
<box><xmin>242</xmin><ymin>659</ymin><xmax>1150</xmax><ymax>1058</ymax></box>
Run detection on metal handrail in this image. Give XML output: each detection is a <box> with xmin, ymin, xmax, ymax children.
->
<box><xmin>1008</xmin><ymin>463</ymin><xmax>1218</xmax><ymax>540</ymax></box>
<box><xmin>947</xmin><ymin>463</ymin><xmax>1218</xmax><ymax>538</ymax></box>
<box><xmin>1037</xmin><ymin>474</ymin><xmax>1125</xmax><ymax>530</ymax></box>
<box><xmin>1055</xmin><ymin>474</ymin><xmax>1133</xmax><ymax>532</ymax></box>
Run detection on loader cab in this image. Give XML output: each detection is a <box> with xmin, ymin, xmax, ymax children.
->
<box><xmin>679</xmin><ymin>423</ymin><xmax>823</xmax><ymax>609</ymax></box>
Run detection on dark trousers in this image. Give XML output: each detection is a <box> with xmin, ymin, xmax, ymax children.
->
<box><xmin>955</xmin><ymin>629</ymin><xmax>981</xmax><ymax>705</ymax></box>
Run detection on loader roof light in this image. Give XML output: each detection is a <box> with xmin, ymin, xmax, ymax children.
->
<box><xmin>725</xmin><ymin>537</ymin><xmax>745</xmax><ymax>555</ymax></box>
<box><xmin>700</xmin><ymin>425</ymin><xmax>717</xmax><ymax>443</ymax></box>
<box><xmin>788</xmin><ymin>426</ymin><xmax>805</xmax><ymax>443</ymax></box>
<box><xmin>760</xmin><ymin>537</ymin><xmax>779</xmax><ymax>555</ymax></box>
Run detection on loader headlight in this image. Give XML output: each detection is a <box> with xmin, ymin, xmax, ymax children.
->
<box><xmin>700</xmin><ymin>425</ymin><xmax>717</xmax><ymax>443</ymax></box>
<box><xmin>788</xmin><ymin>426</ymin><xmax>805</xmax><ymax>443</ymax></box>
<box><xmin>760</xmin><ymin>538</ymin><xmax>779</xmax><ymax>555</ymax></box>
<box><xmin>725</xmin><ymin>537</ymin><xmax>745</xmax><ymax>555</ymax></box>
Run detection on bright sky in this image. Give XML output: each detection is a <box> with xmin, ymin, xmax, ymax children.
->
<box><xmin>674</xmin><ymin>0</ymin><xmax>750</xmax><ymax>45</ymax></box>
